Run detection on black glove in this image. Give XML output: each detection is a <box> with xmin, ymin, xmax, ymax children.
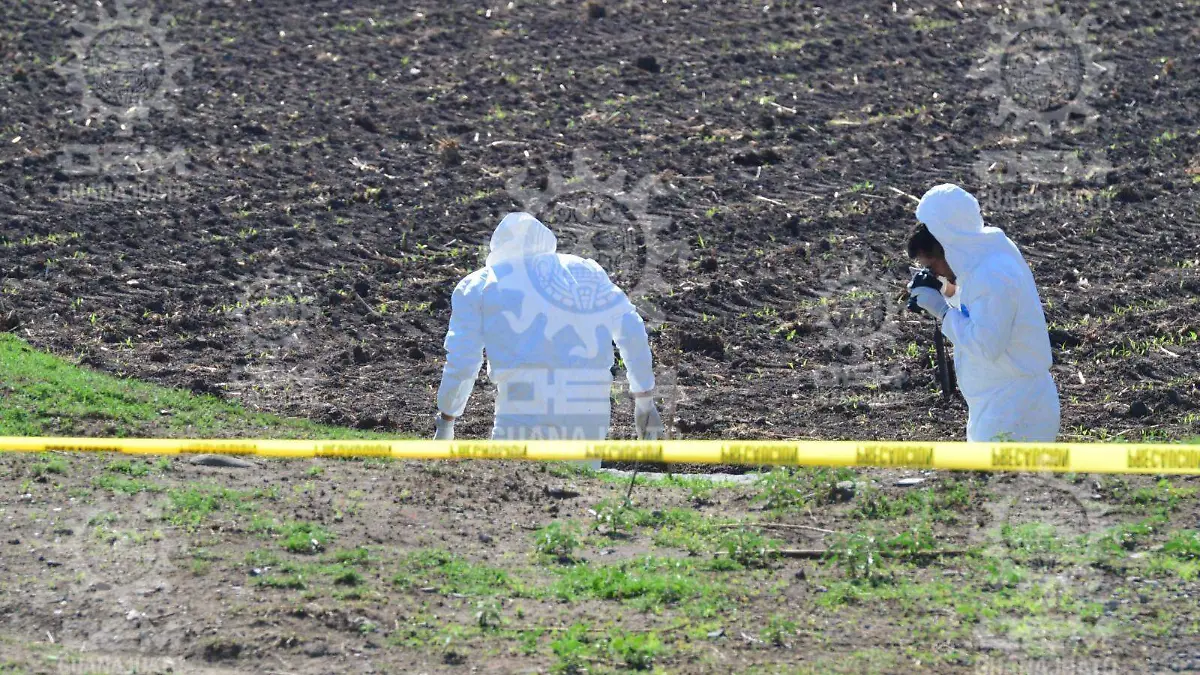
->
<box><xmin>907</xmin><ymin>268</ymin><xmax>943</xmax><ymax>312</ymax></box>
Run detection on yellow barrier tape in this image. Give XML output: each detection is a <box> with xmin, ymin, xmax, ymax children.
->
<box><xmin>1</xmin><ymin>437</ymin><xmax>1199</xmax><ymax>474</ymax></box>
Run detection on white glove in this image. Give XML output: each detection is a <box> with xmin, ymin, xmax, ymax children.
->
<box><xmin>634</xmin><ymin>395</ymin><xmax>663</xmax><ymax>441</ymax></box>
<box><xmin>433</xmin><ymin>415</ymin><xmax>455</xmax><ymax>441</ymax></box>
<box><xmin>910</xmin><ymin>286</ymin><xmax>949</xmax><ymax>321</ymax></box>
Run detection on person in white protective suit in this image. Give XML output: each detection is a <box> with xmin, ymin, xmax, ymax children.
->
<box><xmin>906</xmin><ymin>184</ymin><xmax>1060</xmax><ymax>442</ymax></box>
<box><xmin>432</xmin><ymin>212</ymin><xmax>663</xmax><ymax>460</ymax></box>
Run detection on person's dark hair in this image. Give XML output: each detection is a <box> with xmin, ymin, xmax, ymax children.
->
<box><xmin>907</xmin><ymin>223</ymin><xmax>944</xmax><ymax>260</ymax></box>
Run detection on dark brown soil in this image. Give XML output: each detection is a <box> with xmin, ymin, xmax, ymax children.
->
<box><xmin>1</xmin><ymin>0</ymin><xmax>1197</xmax><ymax>442</ymax></box>
<box><xmin>2</xmin><ymin>0</ymin><xmax>1200</xmax><ymax>672</ymax></box>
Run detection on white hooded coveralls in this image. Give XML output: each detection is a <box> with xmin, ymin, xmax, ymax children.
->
<box><xmin>436</xmin><ymin>212</ymin><xmax>656</xmax><ymax>444</ymax></box>
<box><xmin>916</xmin><ymin>184</ymin><xmax>1060</xmax><ymax>442</ymax></box>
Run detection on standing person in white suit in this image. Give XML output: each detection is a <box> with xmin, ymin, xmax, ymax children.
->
<box><xmin>905</xmin><ymin>184</ymin><xmax>1060</xmax><ymax>442</ymax></box>
<box><xmin>432</xmin><ymin>212</ymin><xmax>663</xmax><ymax>463</ymax></box>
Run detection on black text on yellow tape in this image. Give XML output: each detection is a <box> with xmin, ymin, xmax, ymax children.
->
<box><xmin>179</xmin><ymin>442</ymin><xmax>257</xmax><ymax>455</ymax></box>
<box><xmin>43</xmin><ymin>444</ymin><xmax>124</xmax><ymax>454</ymax></box>
<box><xmin>719</xmin><ymin>444</ymin><xmax>799</xmax><ymax>465</ymax></box>
<box><xmin>856</xmin><ymin>444</ymin><xmax>935</xmax><ymax>468</ymax></box>
<box><xmin>990</xmin><ymin>446</ymin><xmax>1069</xmax><ymax>470</ymax></box>
<box><xmin>449</xmin><ymin>443</ymin><xmax>528</xmax><ymax>460</ymax></box>
<box><xmin>586</xmin><ymin>443</ymin><xmax>664</xmax><ymax>462</ymax></box>
<box><xmin>316</xmin><ymin>443</ymin><xmax>393</xmax><ymax>458</ymax></box>
<box><xmin>1127</xmin><ymin>447</ymin><xmax>1200</xmax><ymax>471</ymax></box>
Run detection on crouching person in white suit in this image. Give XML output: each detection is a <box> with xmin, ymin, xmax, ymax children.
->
<box><xmin>432</xmin><ymin>212</ymin><xmax>663</xmax><ymax>467</ymax></box>
<box><xmin>906</xmin><ymin>184</ymin><xmax>1060</xmax><ymax>442</ymax></box>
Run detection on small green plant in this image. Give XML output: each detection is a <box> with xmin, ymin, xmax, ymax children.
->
<box><xmin>31</xmin><ymin>458</ymin><xmax>68</xmax><ymax>478</ymax></box>
<box><xmin>281</xmin><ymin>522</ymin><xmax>333</xmax><ymax>554</ymax></box>
<box><xmin>591</xmin><ymin>498</ymin><xmax>643</xmax><ymax>535</ymax></box>
<box><xmin>93</xmin><ymin>474</ymin><xmax>160</xmax><ymax>495</ymax></box>
<box><xmin>1126</xmin><ymin>479</ymin><xmax>1196</xmax><ymax>514</ymax></box>
<box><xmin>332</xmin><ymin>547</ymin><xmax>371</xmax><ymax>566</ymax></box>
<box><xmin>981</xmin><ymin>558</ymin><xmax>1025</xmax><ymax>589</ymax></box>
<box><xmin>475</xmin><ymin>599</ymin><xmax>502</xmax><ymax>630</ymax></box>
<box><xmin>1163</xmin><ymin>531</ymin><xmax>1200</xmax><ymax>560</ymax></box>
<box><xmin>106</xmin><ymin>459</ymin><xmax>150</xmax><ymax>477</ymax></box>
<box><xmin>826</xmin><ymin>532</ymin><xmax>885</xmax><ymax>583</ymax></box>
<box><xmin>551</xmin><ymin>556</ymin><xmax>720</xmax><ymax>612</ymax></box>
<box><xmin>761</xmin><ymin>614</ymin><xmax>798</xmax><ymax>647</ymax></box>
<box><xmin>1001</xmin><ymin>522</ymin><xmax>1061</xmax><ymax>558</ymax></box>
<box><xmin>719</xmin><ymin>528</ymin><xmax>777</xmax><ymax>569</ymax></box>
<box><xmin>255</xmin><ymin>574</ymin><xmax>306</xmax><ymax>590</ymax></box>
<box><xmin>534</xmin><ymin>521</ymin><xmax>582</xmax><ymax>559</ymax></box>
<box><xmin>245</xmin><ymin>549</ymin><xmax>281</xmax><ymax>568</ymax></box>
<box><xmin>609</xmin><ymin>630</ymin><xmax>664</xmax><ymax>670</ymax></box>
<box><xmin>550</xmin><ymin>623</ymin><xmax>593</xmax><ymax>675</ymax></box>
<box><xmin>392</xmin><ymin>549</ymin><xmax>523</xmax><ymax>597</ymax></box>
<box><xmin>755</xmin><ymin>467</ymin><xmax>856</xmax><ymax>511</ymax></box>
<box><xmin>332</xmin><ymin>567</ymin><xmax>363</xmax><ymax>586</ymax></box>
<box><xmin>518</xmin><ymin>629</ymin><xmax>543</xmax><ymax>656</ymax></box>
<box><xmin>165</xmin><ymin>484</ymin><xmax>242</xmax><ymax>529</ymax></box>
<box><xmin>886</xmin><ymin>522</ymin><xmax>937</xmax><ymax>556</ymax></box>
<box><xmin>754</xmin><ymin>468</ymin><xmax>809</xmax><ymax>511</ymax></box>
<box><xmin>1095</xmin><ymin>517</ymin><xmax>1163</xmax><ymax>554</ymax></box>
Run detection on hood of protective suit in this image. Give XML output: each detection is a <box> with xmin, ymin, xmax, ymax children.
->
<box><xmin>486</xmin><ymin>212</ymin><xmax>557</xmax><ymax>267</ymax></box>
<box><xmin>915</xmin><ymin>184</ymin><xmax>1024</xmax><ymax>280</ymax></box>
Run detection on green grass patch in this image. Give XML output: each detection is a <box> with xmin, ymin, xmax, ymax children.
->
<box><xmin>754</xmin><ymin>467</ymin><xmax>857</xmax><ymax>512</ymax></box>
<box><xmin>533</xmin><ymin>521</ymin><xmax>582</xmax><ymax>559</ymax></box>
<box><xmin>392</xmin><ymin>549</ymin><xmax>526</xmax><ymax>597</ymax></box>
<box><xmin>1091</xmin><ymin>516</ymin><xmax>1165</xmax><ymax>556</ymax></box>
<box><xmin>550</xmin><ymin>556</ymin><xmax>730</xmax><ymax>615</ymax></box>
<box><xmin>330</xmin><ymin>547</ymin><xmax>372</xmax><ymax>566</ymax></box>
<box><xmin>589</xmin><ymin>499</ymin><xmax>738</xmax><ymax>556</ymax></box>
<box><xmin>280</xmin><ymin>522</ymin><xmax>334</xmax><ymax>554</ymax></box>
<box><xmin>30</xmin><ymin>457</ymin><xmax>68</xmax><ymax>478</ymax></box>
<box><xmin>332</xmin><ymin>568</ymin><xmax>364</xmax><ymax>586</ymax></box>
<box><xmin>1000</xmin><ymin>522</ymin><xmax>1073</xmax><ymax>560</ymax></box>
<box><xmin>0</xmin><ymin>332</ymin><xmax>397</xmax><ymax>438</ymax></box>
<box><xmin>245</xmin><ymin>548</ymin><xmax>282</xmax><ymax>568</ymax></box>
<box><xmin>164</xmin><ymin>484</ymin><xmax>253</xmax><ymax>530</ymax></box>
<box><xmin>851</xmin><ymin>479</ymin><xmax>979</xmax><ymax>522</ymax></box>
<box><xmin>717</xmin><ymin>528</ymin><xmax>779</xmax><ymax>569</ymax></box>
<box><xmin>92</xmin><ymin>473</ymin><xmax>162</xmax><ymax>495</ymax></box>
<box><xmin>1163</xmin><ymin>530</ymin><xmax>1200</xmax><ymax>559</ymax></box>
<box><xmin>106</xmin><ymin>459</ymin><xmax>151</xmax><ymax>476</ymax></box>
<box><xmin>548</xmin><ymin>624</ymin><xmax>668</xmax><ymax>673</ymax></box>
<box><xmin>1096</xmin><ymin>476</ymin><xmax>1197</xmax><ymax>515</ymax></box>
<box><xmin>254</xmin><ymin>573</ymin><xmax>306</xmax><ymax>590</ymax></box>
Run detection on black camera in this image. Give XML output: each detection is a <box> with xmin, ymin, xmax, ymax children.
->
<box><xmin>907</xmin><ymin>268</ymin><xmax>943</xmax><ymax>312</ymax></box>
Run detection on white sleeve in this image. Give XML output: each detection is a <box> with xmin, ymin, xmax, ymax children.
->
<box><xmin>436</xmin><ymin>274</ymin><xmax>486</xmax><ymax>417</ymax></box>
<box><xmin>613</xmin><ymin>306</ymin><xmax>656</xmax><ymax>395</ymax></box>
<box><xmin>941</xmin><ymin>275</ymin><xmax>1017</xmax><ymax>363</ymax></box>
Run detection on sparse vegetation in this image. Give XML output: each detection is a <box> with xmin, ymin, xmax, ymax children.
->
<box><xmin>2</xmin><ymin>2</ymin><xmax>1198</xmax><ymax>671</ymax></box>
